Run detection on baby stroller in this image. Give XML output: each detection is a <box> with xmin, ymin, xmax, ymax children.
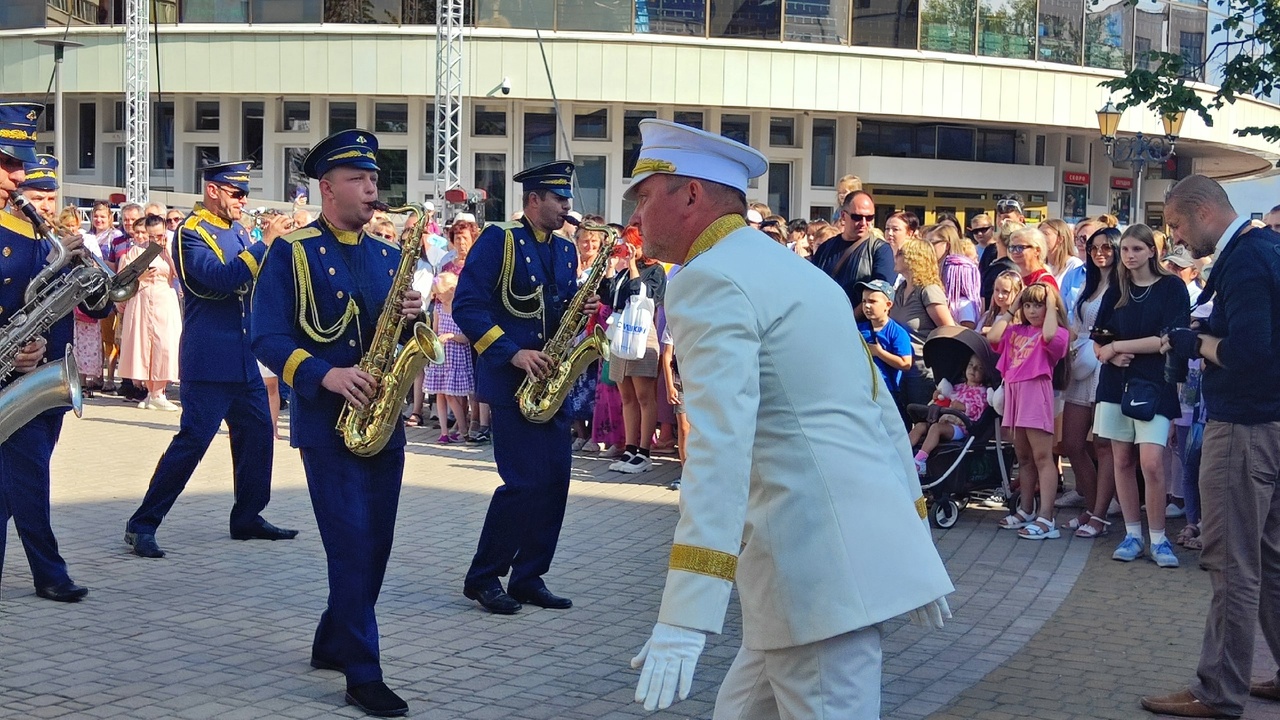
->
<box><xmin>912</xmin><ymin>326</ymin><xmax>1016</xmax><ymax>528</ymax></box>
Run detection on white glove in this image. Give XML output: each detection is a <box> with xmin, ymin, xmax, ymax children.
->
<box><xmin>908</xmin><ymin>595</ymin><xmax>952</xmax><ymax>629</ymax></box>
<box><xmin>631</xmin><ymin>621</ymin><xmax>707</xmax><ymax>711</ymax></box>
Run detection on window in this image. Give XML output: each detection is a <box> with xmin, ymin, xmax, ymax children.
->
<box><xmin>284</xmin><ymin>147</ymin><xmax>309</xmax><ymax>202</ymax></box>
<box><xmin>852</xmin><ymin>0</ymin><xmax>918</xmax><ymax>48</ymax></box>
<box><xmin>574</xmin><ymin>109</ymin><xmax>609</xmax><ymax>140</ymax></box>
<box><xmin>78</xmin><ymin>103</ymin><xmax>96</xmax><ymax>170</ymax></box>
<box><xmin>250</xmin><ymin>0</ymin><xmax>323</xmax><ymax>22</ymax></box>
<box><xmin>810</xmin><ymin>205</ymin><xmax>833</xmax><ymax>222</ymax></box>
<box><xmin>673</xmin><ymin>111</ymin><xmax>704</xmax><ymax>129</ymax></box>
<box><xmin>639</xmin><ymin>0</ymin><xmax>706</xmax><ymax>36</ymax></box>
<box><xmin>194</xmin><ymin>101</ymin><xmax>220</xmax><ymax>131</ymax></box>
<box><xmin>325</xmin><ymin>0</ymin><xmax>403</xmax><ymax>22</ymax></box>
<box><xmin>937</xmin><ymin>126</ymin><xmax>975</xmax><ymax>161</ymax></box>
<box><xmin>475</xmin><ymin>152</ymin><xmax>507</xmax><ymax>221</ymax></box>
<box><xmin>473</xmin><ymin>105</ymin><xmax>507</xmax><ymax>136</ymax></box>
<box><xmin>977</xmin><ymin>129</ymin><xmax>1016</xmax><ymax>163</ymax></box>
<box><xmin>524</xmin><ymin>111</ymin><xmax>557</xmax><ymax>168</ymax></box>
<box><xmin>1172</xmin><ymin>6</ymin><xmax>1206</xmax><ymax>80</ymax></box>
<box><xmin>710</xmin><ymin>0</ymin><xmax>780</xmax><ymax>39</ymax></box>
<box><xmin>1084</xmin><ymin>1</ymin><xmax>1131</xmax><ymax>70</ymax></box>
<box><xmin>1066</xmin><ymin>136</ymin><xmax>1080</xmax><ymax>163</ymax></box>
<box><xmin>242</xmin><ymin>101</ymin><xmax>265</xmax><ymax>167</ymax></box>
<box><xmin>475</xmin><ymin>0</ymin><xmax>552</xmax><ymax>29</ymax></box>
<box><xmin>978</xmin><ymin>0</ymin><xmax>1036</xmax><ymax>59</ymax></box>
<box><xmin>573</xmin><ymin>155</ymin><xmax>608</xmax><ymax>216</ymax></box>
<box><xmin>768</xmin><ymin>163</ymin><xmax>791</xmax><ymax>219</ymax></box>
<box><xmin>193</xmin><ymin>146</ymin><xmax>220</xmax><ymax>193</ymax></box>
<box><xmin>557</xmin><ymin>0</ymin><xmax>631</xmax><ymax>31</ymax></box>
<box><xmin>769</xmin><ymin>117</ymin><xmax>796</xmax><ymax>147</ymax></box>
<box><xmin>1038</xmin><ymin>0</ymin><xmax>1083</xmax><ymax>64</ymax></box>
<box><xmin>37</xmin><ymin>104</ymin><xmax>55</xmax><ymax>133</ymax></box>
<box><xmin>329</xmin><ymin>101</ymin><xmax>357</xmax><ymax>134</ymax></box>
<box><xmin>1133</xmin><ymin>3</ymin><xmax>1167</xmax><ymax>72</ymax></box>
<box><xmin>921</xmin><ymin>0</ymin><xmax>976</xmax><ymax>53</ymax></box>
<box><xmin>282</xmin><ymin>101</ymin><xmax>311</xmax><ymax>132</ymax></box>
<box><xmin>720</xmin><ymin>114</ymin><xmax>751</xmax><ymax>145</ymax></box>
<box><xmin>785</xmin><ymin>0</ymin><xmax>848</xmax><ymax>44</ymax></box>
<box><xmin>811</xmin><ymin>119</ymin><xmax>836</xmax><ymax>186</ymax></box>
<box><xmin>374</xmin><ymin>103</ymin><xmax>408</xmax><ymax>133</ymax></box>
<box><xmin>181</xmin><ymin>0</ymin><xmax>247</xmax><ymax>21</ymax></box>
<box><xmin>0</xmin><ymin>0</ymin><xmax>47</xmax><ymax>28</ymax></box>
<box><xmin>623</xmin><ymin>110</ymin><xmax>657</xmax><ymax>177</ymax></box>
<box><xmin>153</xmin><ymin>101</ymin><xmax>175</xmax><ymax>170</ymax></box>
<box><xmin>111</xmin><ymin>102</ymin><xmax>125</xmax><ymax>132</ymax></box>
<box><xmin>377</xmin><ymin>149</ymin><xmax>408</xmax><ymax>206</ymax></box>
<box><xmin>1035</xmin><ymin>134</ymin><xmax>1046</xmax><ymax>165</ymax></box>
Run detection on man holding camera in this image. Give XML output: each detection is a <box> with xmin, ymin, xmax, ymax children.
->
<box><xmin>1144</xmin><ymin>175</ymin><xmax>1280</xmax><ymax>719</ymax></box>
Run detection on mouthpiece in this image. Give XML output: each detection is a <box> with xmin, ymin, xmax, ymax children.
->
<box><xmin>562</xmin><ymin>215</ymin><xmax>581</xmax><ymax>227</ymax></box>
<box><xmin>369</xmin><ymin>201</ymin><xmax>391</xmax><ymax>213</ymax></box>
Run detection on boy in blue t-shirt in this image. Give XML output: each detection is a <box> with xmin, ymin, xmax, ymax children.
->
<box><xmin>856</xmin><ymin>280</ymin><xmax>913</xmax><ymax>402</ymax></box>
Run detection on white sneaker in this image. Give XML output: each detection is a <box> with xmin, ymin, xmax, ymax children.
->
<box><xmin>152</xmin><ymin>396</ymin><xmax>180</xmax><ymax>412</ymax></box>
<box><xmin>616</xmin><ymin>454</ymin><xmax>653</xmax><ymax>474</ymax></box>
<box><xmin>1054</xmin><ymin>490</ymin><xmax>1087</xmax><ymax>509</ymax></box>
<box><xmin>980</xmin><ymin>489</ymin><xmax>1009</xmax><ymax>509</ymax></box>
<box><xmin>1107</xmin><ymin>498</ymin><xmax>1122</xmax><ymax>517</ymax></box>
<box><xmin>609</xmin><ymin>452</ymin><xmax>636</xmax><ymax>471</ymax></box>
<box><xmin>137</xmin><ymin>399</ymin><xmax>153</xmax><ymax>410</ymax></box>
<box><xmin>1165</xmin><ymin>502</ymin><xmax>1186</xmax><ymax>519</ymax></box>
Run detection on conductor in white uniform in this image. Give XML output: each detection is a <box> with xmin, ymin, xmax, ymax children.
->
<box><xmin>626</xmin><ymin>119</ymin><xmax>956</xmax><ymax>719</ymax></box>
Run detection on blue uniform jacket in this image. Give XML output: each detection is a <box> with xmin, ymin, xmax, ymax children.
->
<box><xmin>250</xmin><ymin>218</ymin><xmax>406</xmax><ymax>450</ymax></box>
<box><xmin>453</xmin><ymin>217</ymin><xmax>578</xmax><ymax>407</ymax></box>
<box><xmin>175</xmin><ymin>204</ymin><xmax>269</xmax><ymax>383</ymax></box>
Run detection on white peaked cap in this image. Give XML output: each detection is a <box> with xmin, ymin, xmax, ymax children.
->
<box><xmin>625</xmin><ymin>119</ymin><xmax>768</xmax><ymax>200</ymax></box>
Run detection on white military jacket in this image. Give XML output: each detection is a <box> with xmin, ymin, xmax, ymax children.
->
<box><xmin>658</xmin><ymin>217</ymin><xmax>954</xmax><ymax>651</ymax></box>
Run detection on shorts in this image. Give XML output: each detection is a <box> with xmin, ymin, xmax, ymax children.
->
<box><xmin>950</xmin><ymin>424</ymin><xmax>967</xmax><ymax>441</ymax></box>
<box><xmin>1093</xmin><ymin>401</ymin><xmax>1170</xmax><ymax>446</ymax></box>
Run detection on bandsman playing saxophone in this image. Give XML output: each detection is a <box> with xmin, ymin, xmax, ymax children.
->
<box><xmin>454</xmin><ymin>160</ymin><xmax>600</xmax><ymax>615</ymax></box>
<box><xmin>251</xmin><ymin>129</ymin><xmax>422</xmax><ymax>718</ymax></box>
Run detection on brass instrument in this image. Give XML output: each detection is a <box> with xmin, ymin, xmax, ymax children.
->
<box><xmin>338</xmin><ymin>202</ymin><xmax>445</xmax><ymax>457</ymax></box>
<box><xmin>516</xmin><ymin>221</ymin><xmax>619</xmax><ymax>423</ymax></box>
<box><xmin>246</xmin><ymin>207</ymin><xmax>294</xmax><ymax>232</ymax></box>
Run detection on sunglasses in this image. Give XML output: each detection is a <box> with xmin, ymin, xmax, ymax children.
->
<box><xmin>1089</xmin><ymin>245</ymin><xmax>1114</xmax><ymax>254</ymax></box>
<box><xmin>996</xmin><ymin>200</ymin><xmax>1022</xmax><ymax>213</ymax></box>
<box><xmin>217</xmin><ymin>185</ymin><xmax>248</xmax><ymax>200</ymax></box>
<box><xmin>166</xmin><ymin>216</ymin><xmax>182</xmax><ymax>224</ymax></box>
<box><xmin>846</xmin><ymin>212</ymin><xmax>875</xmax><ymax>224</ymax></box>
<box><xmin>1007</xmin><ymin>244</ymin><xmax>1032</xmax><ymax>254</ymax></box>
<box><xmin>970</xmin><ymin>226</ymin><xmax>993</xmax><ymax>235</ymax></box>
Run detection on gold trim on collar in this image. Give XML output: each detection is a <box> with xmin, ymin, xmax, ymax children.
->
<box><xmin>192</xmin><ymin>203</ymin><xmax>231</xmax><ymax>230</ymax></box>
<box><xmin>322</xmin><ymin>216</ymin><xmax>362</xmax><ymax>246</ymax></box>
<box><xmin>684</xmin><ymin>214</ymin><xmax>747</xmax><ymax>264</ymax></box>
<box><xmin>0</xmin><ymin>209</ymin><xmax>36</xmax><ymax>239</ymax></box>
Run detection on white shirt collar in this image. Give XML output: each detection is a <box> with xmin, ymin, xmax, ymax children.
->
<box><xmin>1216</xmin><ymin>216</ymin><xmax>1249</xmax><ymax>257</ymax></box>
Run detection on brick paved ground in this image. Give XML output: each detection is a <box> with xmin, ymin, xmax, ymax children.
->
<box><xmin>0</xmin><ymin>398</ymin><xmax>1276</xmax><ymax>719</ymax></box>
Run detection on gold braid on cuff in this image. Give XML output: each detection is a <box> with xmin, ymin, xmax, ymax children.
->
<box><xmin>916</xmin><ymin>495</ymin><xmax>928</xmax><ymax>520</ymax></box>
<box><xmin>669</xmin><ymin>544</ymin><xmax>737</xmax><ymax>582</ymax></box>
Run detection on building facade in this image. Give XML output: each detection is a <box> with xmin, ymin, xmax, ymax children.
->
<box><xmin>1</xmin><ymin>0</ymin><xmax>1277</xmax><ymax>225</ymax></box>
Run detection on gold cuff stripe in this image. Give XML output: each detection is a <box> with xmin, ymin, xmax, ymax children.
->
<box><xmin>239</xmin><ymin>249</ymin><xmax>260</xmax><ymax>278</ymax></box>
<box><xmin>282</xmin><ymin>349</ymin><xmax>311</xmax><ymax>387</ymax></box>
<box><xmin>915</xmin><ymin>496</ymin><xmax>928</xmax><ymax>520</ymax></box>
<box><xmin>669</xmin><ymin>544</ymin><xmax>737</xmax><ymax>582</ymax></box>
<box><xmin>475</xmin><ymin>326</ymin><xmax>504</xmax><ymax>355</ymax></box>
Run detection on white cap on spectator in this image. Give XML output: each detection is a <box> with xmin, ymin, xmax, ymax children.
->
<box><xmin>625</xmin><ymin>118</ymin><xmax>768</xmax><ymax>200</ymax></box>
<box><xmin>746</xmin><ymin>208</ymin><xmax>764</xmax><ymax>224</ymax></box>
<box><xmin>452</xmin><ymin>212</ymin><xmax>476</xmax><ymax>225</ymax></box>
<box><xmin>424</xmin><ymin>201</ymin><xmax>436</xmax><ymax>212</ymax></box>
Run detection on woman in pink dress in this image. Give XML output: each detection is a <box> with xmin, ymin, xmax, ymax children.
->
<box><xmin>117</xmin><ymin>216</ymin><xmax>183</xmax><ymax>411</ymax></box>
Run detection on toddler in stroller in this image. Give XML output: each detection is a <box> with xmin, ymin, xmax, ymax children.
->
<box><xmin>909</xmin><ymin>354</ymin><xmax>992</xmax><ymax>475</ymax></box>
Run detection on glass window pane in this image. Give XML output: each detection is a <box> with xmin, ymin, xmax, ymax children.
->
<box><xmin>573</xmin><ymin>155</ymin><xmax>608</xmax><ymax>216</ymax></box>
<box><xmin>153</xmin><ymin>102</ymin><xmax>175</xmax><ymax>171</ymax></box>
<box><xmin>915</xmin><ymin>125</ymin><xmax>937</xmax><ymax>158</ymax></box>
<box><xmin>1038</xmin><ymin>0</ymin><xmax>1082</xmax><ymax>64</ymax></box>
<box><xmin>376</xmin><ymin>149</ymin><xmax>407</xmax><ymax>206</ymax></box>
<box><xmin>473</xmin><ymin>105</ymin><xmax>507</xmax><ymax>136</ymax></box>
<box><xmin>475</xmin><ymin>152</ymin><xmax>507</xmax><ymax>222</ymax></box>
<box><xmin>852</xmin><ymin>0</ymin><xmax>918</xmax><ymax>49</ymax></box>
<box><xmin>784</xmin><ymin>0</ymin><xmax>848</xmax><ymax>44</ymax></box>
<box><xmin>375</xmin><ymin>103</ymin><xmax>409</xmax><ymax>133</ymax></box>
<box><xmin>557</xmin><ymin>0</ymin><xmax>631</xmax><ymax>30</ymax></box>
<box><xmin>1171</xmin><ymin>6</ymin><xmax>1206</xmax><ymax>80</ymax></box>
<box><xmin>475</xmin><ymin>0</ymin><xmax>552</xmax><ymax>28</ymax></box>
<box><xmin>937</xmin><ymin>126</ymin><xmax>974</xmax><ymax>161</ymax></box>
<box><xmin>768</xmin><ymin>163</ymin><xmax>791</xmax><ymax>219</ymax></box>
<box><xmin>574</xmin><ymin>109</ymin><xmax>609</xmax><ymax>140</ymax></box>
<box><xmin>283</xmin><ymin>101</ymin><xmax>311</xmax><ymax>132</ymax></box>
<box><xmin>811</xmin><ymin>118</ymin><xmax>836</xmax><ymax>186</ymax></box>
<box><xmin>770</xmin><ymin>117</ymin><xmax>796</xmax><ymax>147</ymax></box>
<box><xmin>721</xmin><ymin>114</ymin><xmax>751</xmax><ymax>145</ymax></box>
<box><xmin>1085</xmin><ymin>0</ymin><xmax>1131</xmax><ymax>70</ymax></box>
<box><xmin>1134</xmin><ymin>0</ymin><xmax>1168</xmax><ymax>72</ymax></box>
<box><xmin>710</xmin><ymin>0</ymin><xmax>780</xmax><ymax>39</ymax></box>
<box><xmin>524</xmin><ymin>111</ymin><xmax>557</xmax><ymax>169</ymax></box>
<box><xmin>0</xmin><ymin>0</ymin><xmax>47</xmax><ymax>28</ymax></box>
<box><xmin>78</xmin><ymin>103</ymin><xmax>96</xmax><ymax>170</ymax></box>
<box><xmin>977</xmin><ymin>129</ymin><xmax>1015</xmax><ymax>163</ymax></box>
<box><xmin>242</xmin><ymin>101</ymin><xmax>265</xmax><ymax>167</ymax></box>
<box><xmin>921</xmin><ymin>0</ymin><xmax>976</xmax><ymax>53</ymax></box>
<box><xmin>251</xmin><ymin>0</ymin><xmax>323</xmax><ymax>21</ymax></box>
<box><xmin>284</xmin><ymin>147</ymin><xmax>309</xmax><ymax>203</ymax></box>
<box><xmin>637</xmin><ymin>0</ymin><xmax>706</xmax><ymax>35</ymax></box>
<box><xmin>194</xmin><ymin>146</ymin><xmax>220</xmax><ymax>192</ymax></box>
<box><xmin>194</xmin><ymin>101</ymin><xmax>220</xmax><ymax>131</ymax></box>
<box><xmin>623</xmin><ymin>110</ymin><xmax>657</xmax><ymax>177</ymax></box>
<box><xmin>325</xmin><ymin>0</ymin><xmax>403</xmax><ymax>22</ymax></box>
<box><xmin>181</xmin><ymin>0</ymin><xmax>249</xmax><ymax>21</ymax></box>
<box><xmin>674</xmin><ymin>111</ymin><xmax>704</xmax><ymax>129</ymax></box>
<box><xmin>329</xmin><ymin>101</ymin><xmax>357</xmax><ymax>134</ymax></box>
<box><xmin>978</xmin><ymin>0</ymin><xmax>1036</xmax><ymax>59</ymax></box>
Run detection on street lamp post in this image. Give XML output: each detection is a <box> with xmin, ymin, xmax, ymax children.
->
<box><xmin>1096</xmin><ymin>101</ymin><xmax>1185</xmax><ymax>226</ymax></box>
<box><xmin>34</xmin><ymin>38</ymin><xmax>84</xmax><ymax>180</ymax></box>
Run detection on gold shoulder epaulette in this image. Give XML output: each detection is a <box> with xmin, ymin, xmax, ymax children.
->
<box><xmin>0</xmin><ymin>210</ymin><xmax>36</xmax><ymax>239</ymax></box>
<box><xmin>491</xmin><ymin>221</ymin><xmax>521</xmax><ymax>231</ymax></box>
<box><xmin>283</xmin><ymin>227</ymin><xmax>322</xmax><ymax>243</ymax></box>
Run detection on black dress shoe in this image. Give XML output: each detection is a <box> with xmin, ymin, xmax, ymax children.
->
<box><xmin>310</xmin><ymin>654</ymin><xmax>343</xmax><ymax>672</ymax></box>
<box><xmin>345</xmin><ymin>680</ymin><xmax>408</xmax><ymax>717</ymax></box>
<box><xmin>35</xmin><ymin>581</ymin><xmax>89</xmax><ymax>603</ymax></box>
<box><xmin>125</xmin><ymin>531</ymin><xmax>166</xmax><ymax>558</ymax></box>
<box><xmin>230</xmin><ymin>520</ymin><xmax>299</xmax><ymax>541</ymax></box>
<box><xmin>463</xmin><ymin>586</ymin><xmax>521</xmax><ymax>615</ymax></box>
<box><xmin>509</xmin><ymin>586</ymin><xmax>572</xmax><ymax>609</ymax></box>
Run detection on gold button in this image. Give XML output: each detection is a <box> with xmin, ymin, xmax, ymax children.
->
<box><xmin>328</xmin><ymin>268</ymin><xmax>336</xmax><ymax>275</ymax></box>
<box><xmin>2</xmin><ymin>248</ymin><xmax>9</xmax><ymax>257</ymax></box>
<box><xmin>388</xmin><ymin>269</ymin><xmax>394</xmax><ymax>276</ymax></box>
<box><xmin>519</xmin><ymin>239</ymin><xmax>525</xmax><ymax>246</ymax></box>
<box><xmin>336</xmin><ymin>290</ymin><xmax>344</xmax><ymax>298</ymax></box>
<box><xmin>348</xmin><ymin>339</ymin><xmax>357</xmax><ymax>347</ymax></box>
<box><xmin>382</xmin><ymin>249</ymin><xmax>388</xmax><ymax>256</ymax></box>
<box><xmin>319</xmin><ymin>246</ymin><xmax>327</xmax><ymax>254</ymax></box>
<box><xmin>530</xmin><ymin>275</ymin><xmax>536</xmax><ymax>281</ymax></box>
<box><xmin>2</xmin><ymin>278</ymin><xmax>9</xmax><ymax>285</ymax></box>
<box><xmin>537</xmin><ymin>332</ymin><xmax>543</xmax><ymax>339</ymax></box>
<box><xmin>526</xmin><ymin>256</ymin><xmax>532</xmax><ymax>263</ymax></box>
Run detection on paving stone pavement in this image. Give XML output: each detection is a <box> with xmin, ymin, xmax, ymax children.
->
<box><xmin>0</xmin><ymin>398</ymin><xmax>1275</xmax><ymax>719</ymax></box>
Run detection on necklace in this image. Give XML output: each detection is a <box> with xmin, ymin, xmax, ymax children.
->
<box><xmin>1130</xmin><ymin>281</ymin><xmax>1154</xmax><ymax>302</ymax></box>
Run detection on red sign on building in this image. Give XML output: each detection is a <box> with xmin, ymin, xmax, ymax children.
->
<box><xmin>1111</xmin><ymin>177</ymin><xmax>1134</xmax><ymax>190</ymax></box>
<box><xmin>1063</xmin><ymin>172</ymin><xmax>1090</xmax><ymax>186</ymax></box>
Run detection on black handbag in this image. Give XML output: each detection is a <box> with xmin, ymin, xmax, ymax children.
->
<box><xmin>1120</xmin><ymin>377</ymin><xmax>1161</xmax><ymax>421</ymax></box>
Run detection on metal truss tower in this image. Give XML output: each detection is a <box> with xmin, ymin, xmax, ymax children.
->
<box><xmin>124</xmin><ymin>0</ymin><xmax>150</xmax><ymax>203</ymax></box>
<box><xmin>432</xmin><ymin>0</ymin><xmax>464</xmax><ymax>210</ymax></box>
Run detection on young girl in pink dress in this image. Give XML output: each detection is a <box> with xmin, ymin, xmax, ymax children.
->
<box><xmin>423</xmin><ymin>272</ymin><xmax>474</xmax><ymax>443</ymax></box>
<box><xmin>908</xmin><ymin>355</ymin><xmax>991</xmax><ymax>475</ymax></box>
<box><xmin>986</xmin><ymin>282</ymin><xmax>1070</xmax><ymax>539</ymax></box>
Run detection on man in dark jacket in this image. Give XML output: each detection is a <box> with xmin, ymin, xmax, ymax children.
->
<box><xmin>810</xmin><ymin>190</ymin><xmax>894</xmax><ymax>310</ymax></box>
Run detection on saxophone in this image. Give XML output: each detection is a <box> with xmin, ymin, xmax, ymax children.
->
<box><xmin>338</xmin><ymin>202</ymin><xmax>445</xmax><ymax>457</ymax></box>
<box><xmin>517</xmin><ymin>221</ymin><xmax>619</xmax><ymax>423</ymax></box>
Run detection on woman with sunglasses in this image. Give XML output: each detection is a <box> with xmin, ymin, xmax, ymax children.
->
<box><xmin>1007</xmin><ymin>226</ymin><xmax>1058</xmax><ymax>290</ymax></box>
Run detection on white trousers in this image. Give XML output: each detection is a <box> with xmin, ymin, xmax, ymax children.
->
<box><xmin>712</xmin><ymin>625</ymin><xmax>883</xmax><ymax>720</ymax></box>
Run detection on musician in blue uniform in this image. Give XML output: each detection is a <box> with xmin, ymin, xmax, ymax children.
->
<box><xmin>0</xmin><ymin>104</ymin><xmax>94</xmax><ymax>602</ymax></box>
<box><xmin>251</xmin><ymin>129</ymin><xmax>422</xmax><ymax>718</ymax></box>
<box><xmin>455</xmin><ymin>160</ymin><xmax>592</xmax><ymax>615</ymax></box>
<box><xmin>124</xmin><ymin>161</ymin><xmax>298</xmax><ymax>559</ymax></box>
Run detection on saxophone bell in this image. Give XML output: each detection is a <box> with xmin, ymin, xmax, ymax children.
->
<box><xmin>0</xmin><ymin>349</ymin><xmax>82</xmax><ymax>445</ymax></box>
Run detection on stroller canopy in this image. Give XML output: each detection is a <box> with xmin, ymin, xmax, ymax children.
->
<box><xmin>921</xmin><ymin>326</ymin><xmax>1000</xmax><ymax>387</ymax></box>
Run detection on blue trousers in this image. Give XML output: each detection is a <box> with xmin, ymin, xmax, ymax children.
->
<box><xmin>302</xmin><ymin>445</ymin><xmax>403</xmax><ymax>686</ymax></box>
<box><xmin>0</xmin><ymin>413</ymin><xmax>71</xmax><ymax>589</ymax></box>
<box><xmin>128</xmin><ymin>379</ymin><xmax>274</xmax><ymax>535</ymax></box>
<box><xmin>465</xmin><ymin>406</ymin><xmax>572</xmax><ymax>594</ymax></box>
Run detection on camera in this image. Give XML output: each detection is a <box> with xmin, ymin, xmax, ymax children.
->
<box><xmin>1088</xmin><ymin>327</ymin><xmax>1115</xmax><ymax>345</ymax></box>
<box><xmin>1163</xmin><ymin>326</ymin><xmax>1190</xmax><ymax>384</ymax></box>
<box><xmin>500</xmin><ymin>77</ymin><xmax>511</xmax><ymax>95</ymax></box>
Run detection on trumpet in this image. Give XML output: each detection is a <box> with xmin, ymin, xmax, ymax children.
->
<box><xmin>246</xmin><ymin>207</ymin><xmax>295</xmax><ymax>232</ymax></box>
